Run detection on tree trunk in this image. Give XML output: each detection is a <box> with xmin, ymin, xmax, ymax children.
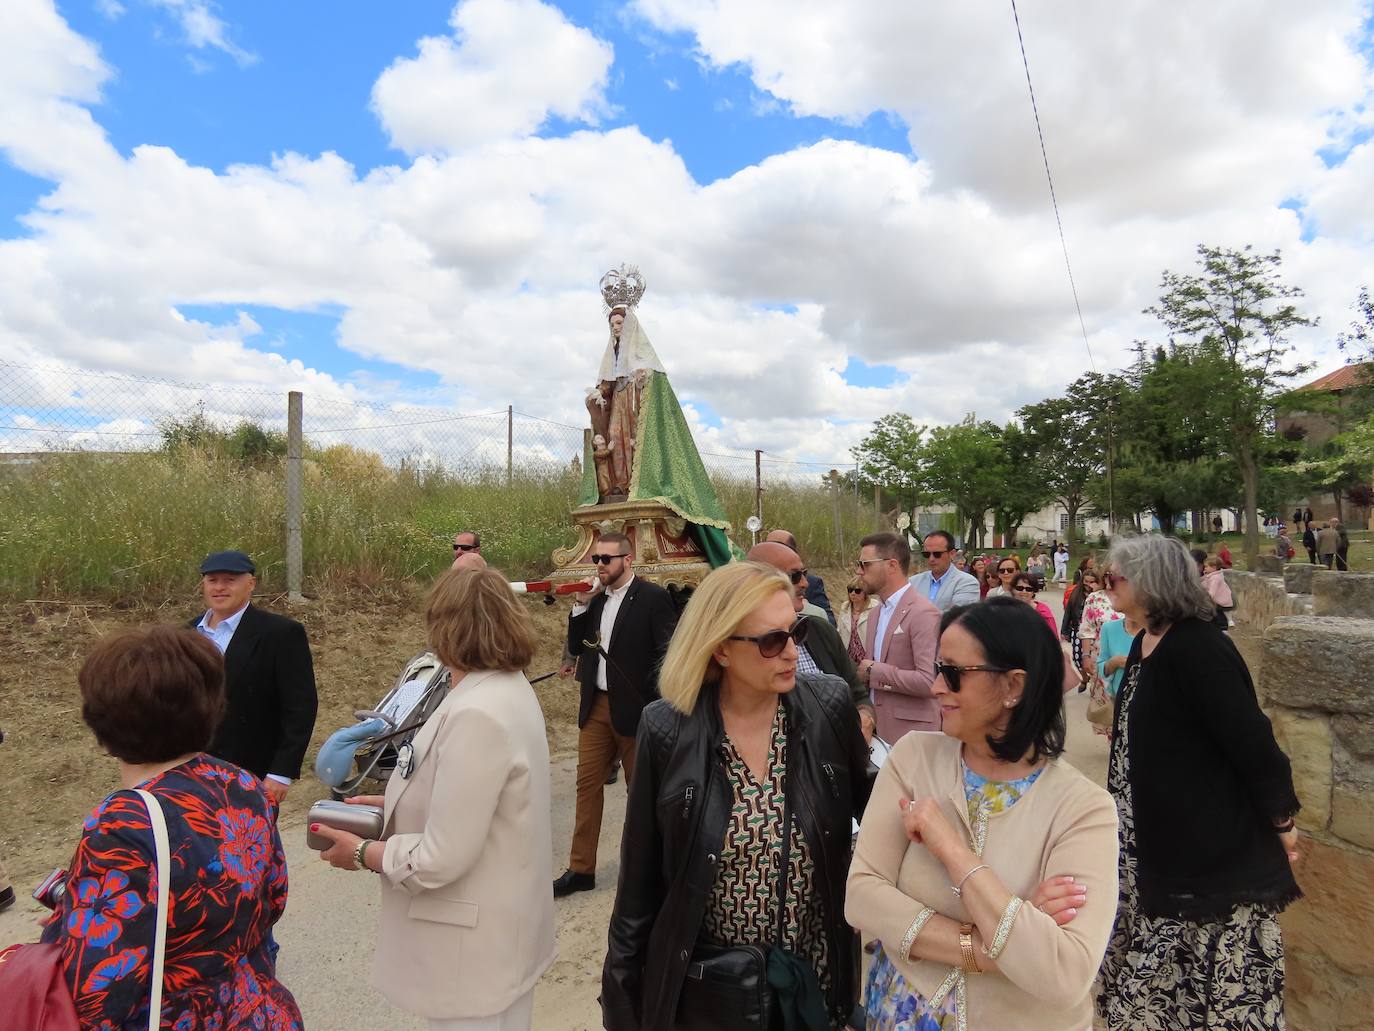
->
<box><xmin>1240</xmin><ymin>450</ymin><xmax>1261</xmax><ymax>569</ymax></box>
<box><xmin>1063</xmin><ymin>500</ymin><xmax>1080</xmax><ymax>548</ymax></box>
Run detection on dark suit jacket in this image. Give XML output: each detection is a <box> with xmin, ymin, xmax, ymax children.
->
<box><xmin>798</xmin><ymin>612</ymin><xmax>868</xmax><ymax>713</ymax></box>
<box><xmin>188</xmin><ymin>604</ymin><xmax>318</xmax><ymax>780</ymax></box>
<box><xmin>567</xmin><ymin>577</ymin><xmax>678</xmax><ymax>738</ymax></box>
<box><xmin>805</xmin><ymin>574</ymin><xmax>837</xmax><ymax>626</ymax></box>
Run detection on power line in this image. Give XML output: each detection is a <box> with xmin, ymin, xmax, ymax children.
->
<box><xmin>1009</xmin><ymin>0</ymin><xmax>1097</xmax><ymax>373</ymax></box>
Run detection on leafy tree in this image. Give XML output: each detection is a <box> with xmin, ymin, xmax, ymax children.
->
<box><xmin>918</xmin><ymin>417</ymin><xmax>1006</xmax><ymax>546</ymax></box>
<box><xmin>1143</xmin><ymin>245</ymin><xmax>1315</xmax><ymax>565</ymax></box>
<box><xmin>850</xmin><ymin>413</ymin><xmax>924</xmax><ymax>510</ymax></box>
<box><xmin>991</xmin><ymin>423</ymin><xmax>1052</xmax><ymax>545</ymax></box>
<box><xmin>1017</xmin><ymin>373</ymin><xmax>1114</xmax><ymax>545</ymax></box>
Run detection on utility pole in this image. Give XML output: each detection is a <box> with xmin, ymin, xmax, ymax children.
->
<box><xmin>874</xmin><ymin>482</ymin><xmax>882</xmax><ymax>529</ymax></box>
<box><xmin>1106</xmin><ymin>401</ymin><xmax>1116</xmax><ymax>535</ymax></box>
<box><xmin>754</xmin><ymin>450</ymin><xmax>763</xmax><ymax>530</ymax></box>
<box><xmin>829</xmin><ymin>470</ymin><xmax>843</xmax><ymax>557</ymax></box>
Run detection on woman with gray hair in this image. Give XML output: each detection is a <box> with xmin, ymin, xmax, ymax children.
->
<box><xmin>1095</xmin><ymin>535</ymin><xmax>1301</xmax><ymax>1030</ymax></box>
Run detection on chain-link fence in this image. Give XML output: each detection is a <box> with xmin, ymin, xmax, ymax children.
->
<box><xmin>0</xmin><ymin>360</ymin><xmax>873</xmax><ymax>596</ymax></box>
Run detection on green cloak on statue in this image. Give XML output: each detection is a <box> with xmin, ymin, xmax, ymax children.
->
<box><xmin>578</xmin><ymin>370</ymin><xmax>739</xmax><ymax>567</ymax></box>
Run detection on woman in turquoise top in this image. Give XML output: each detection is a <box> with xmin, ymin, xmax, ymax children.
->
<box><xmin>1095</xmin><ymin>613</ymin><xmax>1141</xmax><ymax>699</ymax></box>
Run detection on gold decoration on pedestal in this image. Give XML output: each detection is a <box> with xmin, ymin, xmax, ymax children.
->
<box><xmin>550</xmin><ymin>499</ymin><xmax>712</xmax><ymax>591</ymax></box>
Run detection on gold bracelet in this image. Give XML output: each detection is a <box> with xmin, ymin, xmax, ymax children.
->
<box><xmin>353</xmin><ymin>838</ymin><xmax>372</xmax><ymax>872</ymax></box>
<box><xmin>983</xmin><ymin>896</ymin><xmax>1023</xmax><ymax>959</ymax></box>
<box><xmin>898</xmin><ymin>906</ymin><xmax>935</xmax><ymax>960</ymax></box>
<box><xmin>958</xmin><ymin>922</ymin><xmax>982</xmax><ymax>974</ymax></box>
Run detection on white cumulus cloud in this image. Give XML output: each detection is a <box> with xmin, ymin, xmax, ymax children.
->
<box><xmin>372</xmin><ymin>0</ymin><xmax>614</xmax><ymax>154</ymax></box>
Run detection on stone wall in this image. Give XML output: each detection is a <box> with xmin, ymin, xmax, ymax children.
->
<box><xmin>1242</xmin><ymin>569</ymin><xmax>1374</xmax><ymax>1028</ymax></box>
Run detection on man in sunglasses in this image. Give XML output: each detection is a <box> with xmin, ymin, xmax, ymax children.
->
<box><xmin>765</xmin><ymin>528</ymin><xmax>837</xmax><ymax>627</ymax></box>
<box><xmin>907</xmin><ymin>529</ymin><xmax>980</xmax><ymax>613</ymax></box>
<box><xmin>855</xmin><ymin>532</ymin><xmax>941</xmax><ymax>743</ymax></box>
<box><xmin>747</xmin><ymin>541</ymin><xmax>875</xmax><ymax>741</ymax></box>
<box><xmin>556</xmin><ymin>531</ymin><xmax>677</xmax><ymax>897</ymax></box>
<box><xmin>451</xmin><ymin>530</ymin><xmax>481</xmax><ymax>557</ymax></box>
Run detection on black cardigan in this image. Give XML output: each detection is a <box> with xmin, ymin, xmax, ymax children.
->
<box><xmin>1112</xmin><ymin>618</ymin><xmax>1301</xmax><ymax>920</ymax></box>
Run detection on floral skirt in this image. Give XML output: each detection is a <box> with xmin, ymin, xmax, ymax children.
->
<box><xmin>1097</xmin><ymin>892</ymin><xmax>1286</xmax><ymax>1029</ymax></box>
<box><xmin>863</xmin><ymin>943</ymin><xmax>957</xmax><ymax>1031</ymax></box>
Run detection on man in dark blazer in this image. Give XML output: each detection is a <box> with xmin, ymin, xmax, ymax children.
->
<box><xmin>555</xmin><ymin>531</ymin><xmax>676</xmax><ymax>896</ymax></box>
<box><xmin>190</xmin><ymin>550</ymin><xmax>318</xmax><ymax>803</ymax></box>
<box><xmin>747</xmin><ymin>541</ymin><xmax>874</xmax><ymax>740</ymax></box>
<box><xmin>766</xmin><ymin>527</ymin><xmax>836</xmax><ymax>626</ymax></box>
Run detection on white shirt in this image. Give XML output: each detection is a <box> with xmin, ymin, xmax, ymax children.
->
<box><xmin>195</xmin><ymin>602</ymin><xmax>249</xmax><ymax>655</ymax></box>
<box><xmin>871</xmin><ymin>583</ymin><xmax>910</xmax><ymax>664</ymax></box>
<box><xmin>194</xmin><ymin>602</ymin><xmax>290</xmax><ymax>786</ymax></box>
<box><xmin>572</xmin><ymin>575</ymin><xmax>635</xmax><ymax>692</ymax></box>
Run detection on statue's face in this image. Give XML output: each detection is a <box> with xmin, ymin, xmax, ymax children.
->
<box><xmin>610</xmin><ymin>312</ymin><xmax>625</xmax><ymax>337</ymax></box>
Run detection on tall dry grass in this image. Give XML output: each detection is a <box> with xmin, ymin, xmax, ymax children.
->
<box><xmin>1</xmin><ymin>448</ymin><xmax>876</xmax><ymax>599</ymax></box>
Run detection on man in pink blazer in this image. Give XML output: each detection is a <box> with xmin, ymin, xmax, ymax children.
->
<box><xmin>857</xmin><ymin>531</ymin><xmax>942</xmax><ymax>742</ymax></box>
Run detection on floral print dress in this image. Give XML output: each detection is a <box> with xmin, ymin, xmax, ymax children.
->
<box><xmin>1078</xmin><ymin>590</ymin><xmax>1122</xmax><ymax>737</ymax></box>
<box><xmin>42</xmin><ymin>754</ymin><xmax>302</xmax><ymax>1030</ymax></box>
<box><xmin>862</xmin><ymin>763</ymin><xmax>1045</xmax><ymax>1031</ymax></box>
<box><xmin>1096</xmin><ymin>660</ymin><xmax>1287</xmax><ymax>1030</ymax></box>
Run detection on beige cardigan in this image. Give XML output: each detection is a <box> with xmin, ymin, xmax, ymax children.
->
<box><xmin>847</xmin><ymin>732</ymin><xmax>1118</xmax><ymax>1031</ymax></box>
<box><xmin>372</xmin><ymin>668</ymin><xmax>556</xmax><ymax>1020</ymax></box>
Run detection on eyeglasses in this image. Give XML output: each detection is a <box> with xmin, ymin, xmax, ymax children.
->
<box><xmin>934</xmin><ymin>660</ymin><xmax>1013</xmax><ymax>693</ymax></box>
<box><xmin>727</xmin><ymin>617</ymin><xmax>810</xmax><ymax>658</ymax></box>
<box><xmin>590</xmin><ymin>553</ymin><xmax>630</xmax><ymax>565</ymax></box>
<box><xmin>1102</xmin><ymin>571</ymin><xmax>1126</xmax><ymax>589</ymax></box>
<box><xmin>788</xmin><ymin>568</ymin><xmax>809</xmax><ymax>585</ymax></box>
<box><xmin>1012</xmin><ymin>586</ymin><xmax>1036</xmax><ymax>596</ymax></box>
<box><xmin>453</xmin><ymin>543</ymin><xmax>478</xmax><ymax>552</ymax></box>
<box><xmin>921</xmin><ymin>549</ymin><xmax>947</xmax><ymax>558</ymax></box>
<box><xmin>998</xmin><ymin>567</ymin><xmax>1016</xmax><ymax>575</ymax></box>
<box><xmin>847</xmin><ymin>587</ymin><xmax>866</xmax><ymax>595</ymax></box>
<box><xmin>856</xmin><ymin>558</ymin><xmax>885</xmax><ymax>569</ymax></box>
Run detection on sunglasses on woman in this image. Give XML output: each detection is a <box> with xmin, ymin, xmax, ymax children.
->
<box><xmin>934</xmin><ymin>660</ymin><xmax>1013</xmax><ymax>692</ymax></box>
<box><xmin>727</xmin><ymin>617</ymin><xmax>810</xmax><ymax>658</ymax></box>
<box><xmin>1102</xmin><ymin>571</ymin><xmax>1126</xmax><ymax>589</ymax></box>
<box><xmin>847</xmin><ymin>587</ymin><xmax>866</xmax><ymax>595</ymax></box>
<box><xmin>998</xmin><ymin>566</ymin><xmax>1016</xmax><ymax>575</ymax></box>
<box><xmin>1012</xmin><ymin>586</ymin><xmax>1036</xmax><ymax>596</ymax></box>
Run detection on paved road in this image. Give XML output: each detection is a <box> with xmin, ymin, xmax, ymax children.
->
<box><xmin>4</xmin><ymin>594</ymin><xmax>1109</xmax><ymax>1030</ymax></box>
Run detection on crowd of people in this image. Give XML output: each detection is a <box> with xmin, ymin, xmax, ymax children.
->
<box><xmin>4</xmin><ymin>525</ymin><xmax>1308</xmax><ymax>1031</ymax></box>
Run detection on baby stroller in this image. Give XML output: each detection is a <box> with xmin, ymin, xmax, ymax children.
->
<box><xmin>315</xmin><ymin>651</ymin><xmax>452</xmax><ymax>799</ymax></box>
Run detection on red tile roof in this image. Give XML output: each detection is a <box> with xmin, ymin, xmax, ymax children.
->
<box><xmin>1296</xmin><ymin>363</ymin><xmax>1374</xmax><ymax>393</ymax></box>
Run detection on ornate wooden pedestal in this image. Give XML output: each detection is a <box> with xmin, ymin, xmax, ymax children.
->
<box><xmin>550</xmin><ymin>499</ymin><xmax>713</xmax><ymax>590</ymax></box>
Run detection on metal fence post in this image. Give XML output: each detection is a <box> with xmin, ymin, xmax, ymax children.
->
<box><xmin>506</xmin><ymin>405</ymin><xmax>514</xmax><ymax>485</ymax></box>
<box><xmin>754</xmin><ymin>450</ymin><xmax>763</xmax><ymax>531</ymax></box>
<box><xmin>874</xmin><ymin>482</ymin><xmax>882</xmax><ymax>529</ymax></box>
<box><xmin>286</xmin><ymin>391</ymin><xmax>305</xmax><ymax>603</ymax></box>
<box><xmin>829</xmin><ymin>470</ymin><xmax>842</xmax><ymax>557</ymax></box>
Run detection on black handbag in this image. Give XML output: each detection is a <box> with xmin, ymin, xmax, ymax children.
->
<box><xmin>676</xmin><ymin>781</ymin><xmax>829</xmax><ymax>1031</ymax></box>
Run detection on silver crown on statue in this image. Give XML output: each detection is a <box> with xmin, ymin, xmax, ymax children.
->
<box><xmin>600</xmin><ymin>263</ymin><xmax>646</xmax><ymax>312</ymax></box>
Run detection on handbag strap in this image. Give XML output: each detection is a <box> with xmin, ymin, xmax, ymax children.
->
<box><xmin>135</xmin><ymin>789</ymin><xmax>171</xmax><ymax>1031</ymax></box>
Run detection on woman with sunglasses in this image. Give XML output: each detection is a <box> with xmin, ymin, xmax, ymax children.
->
<box><xmin>1009</xmin><ymin>571</ymin><xmax>1057</xmax><ymax>637</ymax></box>
<box><xmin>1095</xmin><ymin>536</ymin><xmax>1300</xmax><ymax>1030</ymax></box>
<box><xmin>840</xmin><ymin>575</ymin><xmax>879</xmax><ymax>666</ymax></box>
<box><xmin>602</xmin><ymin>561</ymin><xmax>872</xmax><ymax>1031</ymax></box>
<box><xmin>1059</xmin><ymin>570</ymin><xmax>1099</xmax><ymax>689</ymax></box>
<box><xmin>848</xmin><ymin>597</ymin><xmax>1119</xmax><ymax>1031</ymax></box>
<box><xmin>985</xmin><ymin>556</ymin><xmax>1020</xmax><ymax>598</ymax></box>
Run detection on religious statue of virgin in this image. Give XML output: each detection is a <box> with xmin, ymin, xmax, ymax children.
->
<box><xmin>576</xmin><ymin>265</ymin><xmax>736</xmax><ymax>568</ymax></box>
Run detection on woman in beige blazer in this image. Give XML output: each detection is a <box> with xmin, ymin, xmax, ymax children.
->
<box><xmin>314</xmin><ymin>566</ymin><xmax>556</xmax><ymax>1030</ymax></box>
<box><xmin>847</xmin><ymin>596</ymin><xmax>1119</xmax><ymax>1031</ymax></box>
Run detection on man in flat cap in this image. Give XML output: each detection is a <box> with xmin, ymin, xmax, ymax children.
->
<box><xmin>190</xmin><ymin>550</ymin><xmax>318</xmax><ymax>803</ymax></box>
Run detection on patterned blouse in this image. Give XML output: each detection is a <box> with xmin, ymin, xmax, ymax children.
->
<box><xmin>1079</xmin><ymin>590</ymin><xmax>1123</xmax><ymax>738</ymax></box>
<box><xmin>41</xmin><ymin>755</ymin><xmax>302</xmax><ymax>1030</ymax></box>
<box><xmin>863</xmin><ymin>762</ymin><xmax>1045</xmax><ymax>1031</ymax></box>
<box><xmin>701</xmin><ymin>704</ymin><xmax>831</xmax><ymax>1000</ymax></box>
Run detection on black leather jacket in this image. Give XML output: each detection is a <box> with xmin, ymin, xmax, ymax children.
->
<box><xmin>601</xmin><ymin>673</ymin><xmax>872</xmax><ymax>1031</ymax></box>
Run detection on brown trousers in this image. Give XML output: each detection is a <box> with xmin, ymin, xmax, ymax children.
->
<box><xmin>569</xmin><ymin>692</ymin><xmax>637</xmax><ymax>875</ymax></box>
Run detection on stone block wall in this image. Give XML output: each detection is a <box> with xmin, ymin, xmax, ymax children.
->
<box><xmin>1248</xmin><ymin>571</ymin><xmax>1374</xmax><ymax>1029</ymax></box>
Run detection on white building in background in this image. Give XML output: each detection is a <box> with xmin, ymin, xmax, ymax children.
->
<box><xmin>912</xmin><ymin>502</ymin><xmax>1241</xmax><ymax>548</ymax></box>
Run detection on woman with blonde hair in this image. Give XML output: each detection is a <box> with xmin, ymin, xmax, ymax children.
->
<box><xmin>314</xmin><ymin>566</ymin><xmax>555</xmax><ymax>1030</ymax></box>
<box><xmin>840</xmin><ymin>574</ymin><xmax>878</xmax><ymax>665</ymax></box>
<box><xmin>602</xmin><ymin>561</ymin><xmax>871</xmax><ymax>1031</ymax></box>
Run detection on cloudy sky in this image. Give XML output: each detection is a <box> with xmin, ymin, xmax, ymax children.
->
<box><xmin>2</xmin><ymin>0</ymin><xmax>1373</xmax><ymax>469</ymax></box>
